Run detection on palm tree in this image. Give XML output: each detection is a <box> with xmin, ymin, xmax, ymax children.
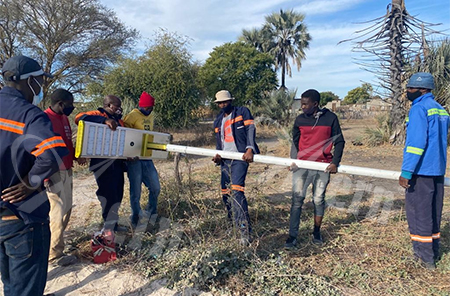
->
<box><xmin>239</xmin><ymin>28</ymin><xmax>265</xmax><ymax>52</ymax></box>
<box><xmin>262</xmin><ymin>9</ymin><xmax>311</xmax><ymax>89</ymax></box>
<box><xmin>411</xmin><ymin>38</ymin><xmax>450</xmax><ymax>108</ymax></box>
<box><xmin>339</xmin><ymin>0</ymin><xmax>443</xmax><ymax>145</ymax></box>
<box><xmin>254</xmin><ymin>88</ymin><xmax>297</xmax><ymax>127</ymax></box>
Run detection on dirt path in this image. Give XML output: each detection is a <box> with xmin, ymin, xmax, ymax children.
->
<box><xmin>0</xmin><ymin>177</ymin><xmax>213</xmax><ymax>296</ymax></box>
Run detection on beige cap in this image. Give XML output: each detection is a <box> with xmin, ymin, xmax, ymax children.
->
<box><xmin>214</xmin><ymin>90</ymin><xmax>235</xmax><ymax>103</ymax></box>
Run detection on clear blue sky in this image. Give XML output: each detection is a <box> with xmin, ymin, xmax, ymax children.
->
<box><xmin>99</xmin><ymin>0</ymin><xmax>450</xmax><ymax>99</ymax></box>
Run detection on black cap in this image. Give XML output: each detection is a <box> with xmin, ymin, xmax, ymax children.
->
<box><xmin>2</xmin><ymin>55</ymin><xmax>52</xmax><ymax>82</ymax></box>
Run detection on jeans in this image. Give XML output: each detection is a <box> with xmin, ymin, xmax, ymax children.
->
<box><xmin>289</xmin><ymin>168</ymin><xmax>330</xmax><ymax>238</ymax></box>
<box><xmin>127</xmin><ymin>160</ymin><xmax>160</xmax><ymax>223</ymax></box>
<box><xmin>0</xmin><ymin>219</ymin><xmax>50</xmax><ymax>296</ymax></box>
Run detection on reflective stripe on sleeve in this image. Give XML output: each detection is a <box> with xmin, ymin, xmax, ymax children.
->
<box><xmin>244</xmin><ymin>119</ymin><xmax>254</xmax><ymax>126</ymax></box>
<box><xmin>406</xmin><ymin>146</ymin><xmax>424</xmax><ymax>156</ymax></box>
<box><xmin>427</xmin><ymin>108</ymin><xmax>449</xmax><ymax>116</ymax></box>
<box><xmin>0</xmin><ymin>118</ymin><xmax>25</xmax><ymax>135</ymax></box>
<box><xmin>32</xmin><ymin>136</ymin><xmax>66</xmax><ymax>157</ymax></box>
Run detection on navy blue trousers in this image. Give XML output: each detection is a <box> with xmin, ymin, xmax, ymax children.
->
<box><xmin>91</xmin><ymin>159</ymin><xmax>125</xmax><ymax>229</ymax></box>
<box><xmin>405</xmin><ymin>175</ymin><xmax>444</xmax><ymax>263</ymax></box>
<box><xmin>220</xmin><ymin>159</ymin><xmax>251</xmax><ymax>233</ymax></box>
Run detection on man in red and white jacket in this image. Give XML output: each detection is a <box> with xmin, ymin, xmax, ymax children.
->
<box><xmin>286</xmin><ymin>89</ymin><xmax>345</xmax><ymax>249</ymax></box>
<box><xmin>44</xmin><ymin>89</ymin><xmax>78</xmax><ymax>266</ymax></box>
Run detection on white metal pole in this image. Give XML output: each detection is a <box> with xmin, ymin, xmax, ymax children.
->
<box><xmin>165</xmin><ymin>144</ymin><xmax>450</xmax><ymax>187</ymax></box>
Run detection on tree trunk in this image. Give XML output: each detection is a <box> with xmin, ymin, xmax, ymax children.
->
<box><xmin>388</xmin><ymin>0</ymin><xmax>407</xmax><ymax>145</ymax></box>
<box><xmin>281</xmin><ymin>56</ymin><xmax>286</xmax><ymax>88</ymax></box>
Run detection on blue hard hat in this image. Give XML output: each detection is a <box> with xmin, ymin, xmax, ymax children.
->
<box><xmin>406</xmin><ymin>72</ymin><xmax>435</xmax><ymax>90</ymax></box>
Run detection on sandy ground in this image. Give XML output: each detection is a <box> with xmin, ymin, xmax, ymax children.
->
<box><xmin>0</xmin><ymin>170</ymin><xmax>213</xmax><ymax>296</ymax></box>
<box><xmin>0</xmin><ymin>159</ymin><xmax>217</xmax><ymax>296</ymax></box>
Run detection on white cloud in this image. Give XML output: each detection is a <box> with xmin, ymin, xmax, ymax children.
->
<box><xmin>98</xmin><ymin>0</ymin><xmax>450</xmax><ymax>98</ymax></box>
<box><xmin>294</xmin><ymin>0</ymin><xmax>368</xmax><ymax>16</ymax></box>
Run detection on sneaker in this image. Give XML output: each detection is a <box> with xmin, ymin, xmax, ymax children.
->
<box><xmin>55</xmin><ymin>254</ymin><xmax>78</xmax><ymax>267</ymax></box>
<box><xmin>312</xmin><ymin>231</ymin><xmax>323</xmax><ymax>245</ymax></box>
<box><xmin>285</xmin><ymin>236</ymin><xmax>297</xmax><ymax>249</ymax></box>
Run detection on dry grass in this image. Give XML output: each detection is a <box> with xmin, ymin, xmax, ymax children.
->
<box><xmin>69</xmin><ymin>119</ymin><xmax>450</xmax><ymax>295</ymax></box>
<box><xmin>166</xmin><ymin>121</ymin><xmax>216</xmax><ymax>148</ymax></box>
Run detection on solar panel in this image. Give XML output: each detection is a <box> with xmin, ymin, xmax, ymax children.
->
<box><xmin>75</xmin><ymin>120</ymin><xmax>170</xmax><ymax>159</ymax></box>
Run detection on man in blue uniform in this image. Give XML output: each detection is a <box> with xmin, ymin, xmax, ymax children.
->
<box><xmin>212</xmin><ymin>90</ymin><xmax>259</xmax><ymax>246</ymax></box>
<box><xmin>0</xmin><ymin>55</ymin><xmax>68</xmax><ymax>295</ymax></box>
<box><xmin>399</xmin><ymin>72</ymin><xmax>449</xmax><ymax>270</ymax></box>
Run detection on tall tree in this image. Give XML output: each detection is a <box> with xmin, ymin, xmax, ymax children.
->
<box><xmin>261</xmin><ymin>9</ymin><xmax>311</xmax><ymax>89</ymax></box>
<box><xmin>86</xmin><ymin>30</ymin><xmax>201</xmax><ymax>129</ymax></box>
<box><xmin>199</xmin><ymin>42</ymin><xmax>278</xmax><ymax>107</ymax></box>
<box><xmin>0</xmin><ymin>0</ymin><xmax>138</xmax><ymax>103</ymax></box>
<box><xmin>340</xmin><ymin>0</ymin><xmax>442</xmax><ymax>144</ymax></box>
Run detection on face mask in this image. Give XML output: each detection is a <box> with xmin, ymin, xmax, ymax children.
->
<box><xmin>302</xmin><ymin>106</ymin><xmax>316</xmax><ymax>116</ymax></box>
<box><xmin>407</xmin><ymin>90</ymin><xmax>422</xmax><ymax>101</ymax></box>
<box><xmin>139</xmin><ymin>107</ymin><xmax>152</xmax><ymax>116</ymax></box>
<box><xmin>114</xmin><ymin>110</ymin><xmax>122</xmax><ymax>120</ymax></box>
<box><xmin>221</xmin><ymin>104</ymin><xmax>233</xmax><ymax>114</ymax></box>
<box><xmin>28</xmin><ymin>77</ymin><xmax>44</xmax><ymax>106</ymax></box>
<box><xmin>63</xmin><ymin>106</ymin><xmax>75</xmax><ymax>116</ymax></box>
<box><xmin>108</xmin><ymin>105</ymin><xmax>122</xmax><ymax>116</ymax></box>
